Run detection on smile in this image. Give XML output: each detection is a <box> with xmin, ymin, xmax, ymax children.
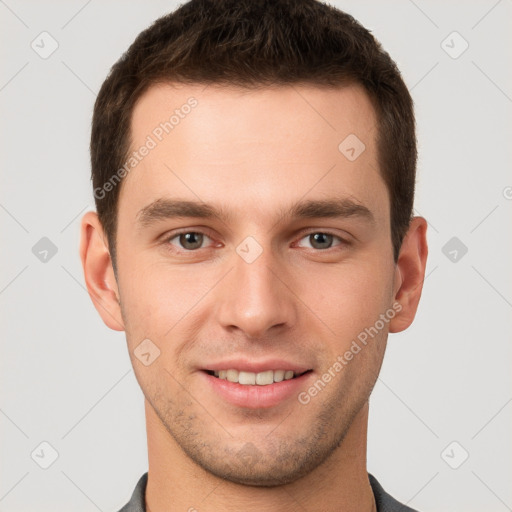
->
<box><xmin>205</xmin><ymin>369</ymin><xmax>312</xmax><ymax>386</ymax></box>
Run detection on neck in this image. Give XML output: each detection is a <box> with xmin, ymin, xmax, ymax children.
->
<box><xmin>144</xmin><ymin>399</ymin><xmax>375</xmax><ymax>512</ymax></box>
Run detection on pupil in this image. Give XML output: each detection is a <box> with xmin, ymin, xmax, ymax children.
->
<box><xmin>180</xmin><ymin>232</ymin><xmax>203</xmax><ymax>249</ymax></box>
<box><xmin>311</xmin><ymin>233</ymin><xmax>332</xmax><ymax>249</ymax></box>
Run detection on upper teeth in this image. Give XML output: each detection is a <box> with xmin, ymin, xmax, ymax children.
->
<box><xmin>213</xmin><ymin>369</ymin><xmax>296</xmax><ymax>385</ymax></box>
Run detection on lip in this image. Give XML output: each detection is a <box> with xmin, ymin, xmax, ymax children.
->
<box><xmin>200</xmin><ymin>368</ymin><xmax>314</xmax><ymax>409</ymax></box>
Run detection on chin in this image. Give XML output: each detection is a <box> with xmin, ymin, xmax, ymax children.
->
<box><xmin>200</xmin><ymin>460</ymin><xmax>312</xmax><ymax>487</ymax></box>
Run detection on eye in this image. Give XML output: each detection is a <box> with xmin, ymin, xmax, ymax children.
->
<box><xmin>296</xmin><ymin>232</ymin><xmax>345</xmax><ymax>250</ymax></box>
<box><xmin>166</xmin><ymin>231</ymin><xmax>214</xmax><ymax>251</ymax></box>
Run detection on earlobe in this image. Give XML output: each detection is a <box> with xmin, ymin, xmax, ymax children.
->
<box><xmin>79</xmin><ymin>211</ymin><xmax>125</xmax><ymax>331</ymax></box>
<box><xmin>389</xmin><ymin>216</ymin><xmax>428</xmax><ymax>333</ymax></box>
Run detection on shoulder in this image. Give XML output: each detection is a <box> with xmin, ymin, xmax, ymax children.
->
<box><xmin>117</xmin><ymin>472</ymin><xmax>148</xmax><ymax>512</ymax></box>
<box><xmin>368</xmin><ymin>473</ymin><xmax>420</xmax><ymax>512</ymax></box>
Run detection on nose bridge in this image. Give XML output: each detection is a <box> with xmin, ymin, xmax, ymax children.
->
<box><xmin>216</xmin><ymin>238</ymin><xmax>296</xmax><ymax>338</ymax></box>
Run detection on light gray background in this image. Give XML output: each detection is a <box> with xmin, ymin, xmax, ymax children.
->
<box><xmin>1</xmin><ymin>1</ymin><xmax>511</xmax><ymax>511</ymax></box>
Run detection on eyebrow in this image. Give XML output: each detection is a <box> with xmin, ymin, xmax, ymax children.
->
<box><xmin>135</xmin><ymin>197</ymin><xmax>374</xmax><ymax>228</ymax></box>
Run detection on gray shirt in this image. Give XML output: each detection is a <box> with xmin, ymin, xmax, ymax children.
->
<box><xmin>118</xmin><ymin>472</ymin><xmax>419</xmax><ymax>511</ymax></box>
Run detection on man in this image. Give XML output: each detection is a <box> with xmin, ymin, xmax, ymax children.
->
<box><xmin>79</xmin><ymin>0</ymin><xmax>428</xmax><ymax>510</ymax></box>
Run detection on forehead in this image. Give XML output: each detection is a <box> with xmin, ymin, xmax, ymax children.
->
<box><xmin>119</xmin><ymin>82</ymin><xmax>387</xmax><ymax>228</ymax></box>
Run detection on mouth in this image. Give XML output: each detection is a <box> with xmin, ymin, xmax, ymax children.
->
<box><xmin>199</xmin><ymin>359</ymin><xmax>315</xmax><ymax>408</ymax></box>
<box><xmin>203</xmin><ymin>369</ymin><xmax>313</xmax><ymax>386</ymax></box>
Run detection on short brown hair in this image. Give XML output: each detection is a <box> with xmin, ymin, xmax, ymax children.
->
<box><xmin>90</xmin><ymin>0</ymin><xmax>417</xmax><ymax>271</ymax></box>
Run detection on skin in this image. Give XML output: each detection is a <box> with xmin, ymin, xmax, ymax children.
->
<box><xmin>80</xmin><ymin>82</ymin><xmax>428</xmax><ymax>512</ymax></box>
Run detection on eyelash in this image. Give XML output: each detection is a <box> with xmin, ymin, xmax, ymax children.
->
<box><xmin>162</xmin><ymin>229</ymin><xmax>351</xmax><ymax>254</ymax></box>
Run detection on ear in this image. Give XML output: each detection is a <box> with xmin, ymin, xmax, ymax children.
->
<box><xmin>79</xmin><ymin>211</ymin><xmax>125</xmax><ymax>331</ymax></box>
<box><xmin>389</xmin><ymin>216</ymin><xmax>428</xmax><ymax>333</ymax></box>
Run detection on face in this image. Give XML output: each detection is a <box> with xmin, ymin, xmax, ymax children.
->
<box><xmin>89</xmin><ymin>83</ymin><xmax>412</xmax><ymax>486</ymax></box>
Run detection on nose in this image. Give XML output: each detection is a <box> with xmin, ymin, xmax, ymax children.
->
<box><xmin>215</xmin><ymin>242</ymin><xmax>298</xmax><ymax>340</ymax></box>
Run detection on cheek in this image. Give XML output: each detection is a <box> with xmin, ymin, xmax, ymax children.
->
<box><xmin>116</xmin><ymin>257</ymin><xmax>169</xmax><ymax>343</ymax></box>
<box><xmin>297</xmin><ymin>259</ymin><xmax>394</xmax><ymax>344</ymax></box>
<box><xmin>118</xmin><ymin>256</ymin><xmax>216</xmax><ymax>345</ymax></box>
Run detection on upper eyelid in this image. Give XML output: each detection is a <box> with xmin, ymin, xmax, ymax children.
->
<box><xmin>164</xmin><ymin>228</ymin><xmax>215</xmax><ymax>242</ymax></box>
<box><xmin>294</xmin><ymin>227</ymin><xmax>350</xmax><ymax>242</ymax></box>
